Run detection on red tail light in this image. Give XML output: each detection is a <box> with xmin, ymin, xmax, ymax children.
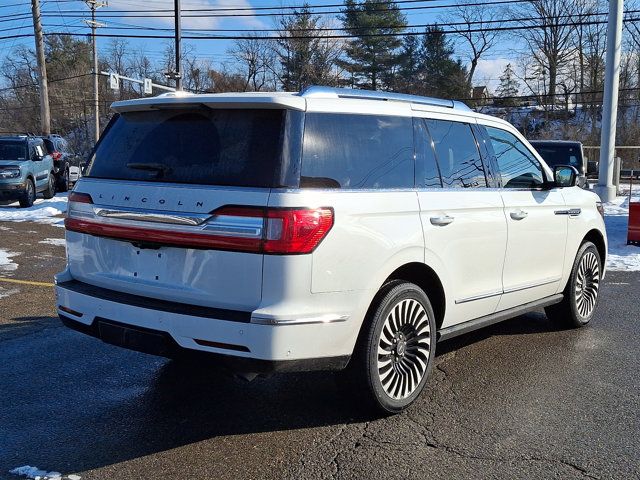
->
<box><xmin>52</xmin><ymin>151</ymin><xmax>62</xmax><ymax>161</ymax></box>
<box><xmin>68</xmin><ymin>192</ymin><xmax>93</xmax><ymax>204</ymax></box>
<box><xmin>65</xmin><ymin>202</ymin><xmax>334</xmax><ymax>255</ymax></box>
<box><xmin>263</xmin><ymin>208</ymin><xmax>334</xmax><ymax>254</ymax></box>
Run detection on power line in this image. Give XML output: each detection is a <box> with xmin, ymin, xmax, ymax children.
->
<box><xmin>0</xmin><ymin>16</ymin><xmax>636</xmax><ymax>41</ymax></box>
<box><xmin>54</xmin><ymin>0</ymin><xmax>531</xmax><ymax>14</ymax></box>
<box><xmin>25</xmin><ymin>9</ymin><xmax>633</xmax><ymax>35</ymax></box>
<box><xmin>43</xmin><ymin>0</ymin><xmax>534</xmax><ymax>19</ymax></box>
<box><xmin>0</xmin><ymin>72</ymin><xmax>92</xmax><ymax>93</ymax></box>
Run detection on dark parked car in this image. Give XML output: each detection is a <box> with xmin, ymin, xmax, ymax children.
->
<box><xmin>40</xmin><ymin>134</ymin><xmax>80</xmax><ymax>192</ymax></box>
<box><xmin>529</xmin><ymin>140</ymin><xmax>586</xmax><ymax>176</ymax></box>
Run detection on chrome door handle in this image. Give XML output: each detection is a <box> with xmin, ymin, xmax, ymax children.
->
<box><xmin>430</xmin><ymin>215</ymin><xmax>454</xmax><ymax>226</ymax></box>
<box><xmin>510</xmin><ymin>210</ymin><xmax>528</xmax><ymax>221</ymax></box>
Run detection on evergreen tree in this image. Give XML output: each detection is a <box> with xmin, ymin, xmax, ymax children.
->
<box><xmin>395</xmin><ymin>34</ymin><xmax>420</xmax><ymax>91</ymax></box>
<box><xmin>412</xmin><ymin>26</ymin><xmax>468</xmax><ymax>99</ymax></box>
<box><xmin>277</xmin><ymin>6</ymin><xmax>317</xmax><ymax>91</ymax></box>
<box><xmin>495</xmin><ymin>63</ymin><xmax>520</xmax><ymax>106</ymax></box>
<box><xmin>339</xmin><ymin>0</ymin><xmax>407</xmax><ymax>90</ymax></box>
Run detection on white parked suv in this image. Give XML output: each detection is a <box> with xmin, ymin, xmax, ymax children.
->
<box><xmin>56</xmin><ymin>87</ymin><xmax>607</xmax><ymax>413</ymax></box>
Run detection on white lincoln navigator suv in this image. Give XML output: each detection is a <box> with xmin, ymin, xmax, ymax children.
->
<box><xmin>56</xmin><ymin>87</ymin><xmax>607</xmax><ymax>413</ymax></box>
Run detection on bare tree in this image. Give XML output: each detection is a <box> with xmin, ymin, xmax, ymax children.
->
<box><xmin>512</xmin><ymin>0</ymin><xmax>579</xmax><ymax>104</ymax></box>
<box><xmin>229</xmin><ymin>35</ymin><xmax>276</xmax><ymax>91</ymax></box>
<box><xmin>446</xmin><ymin>1</ymin><xmax>502</xmax><ymax>87</ymax></box>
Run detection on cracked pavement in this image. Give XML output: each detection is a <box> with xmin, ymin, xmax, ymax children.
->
<box><xmin>0</xmin><ymin>219</ymin><xmax>639</xmax><ymax>479</ymax></box>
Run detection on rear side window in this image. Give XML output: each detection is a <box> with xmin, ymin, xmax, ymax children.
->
<box><xmin>486</xmin><ymin>127</ymin><xmax>545</xmax><ymax>189</ymax></box>
<box><xmin>413</xmin><ymin>118</ymin><xmax>442</xmax><ymax>188</ymax></box>
<box><xmin>87</xmin><ymin>108</ymin><xmax>285</xmax><ymax>187</ymax></box>
<box><xmin>426</xmin><ymin>120</ymin><xmax>486</xmax><ymax>188</ymax></box>
<box><xmin>301</xmin><ymin>113</ymin><xmax>414</xmax><ymax>189</ymax></box>
<box><xmin>0</xmin><ymin>141</ymin><xmax>28</xmax><ymax>160</ymax></box>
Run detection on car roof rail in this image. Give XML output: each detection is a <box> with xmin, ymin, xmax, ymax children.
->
<box><xmin>299</xmin><ymin>86</ymin><xmax>472</xmax><ymax>111</ymax></box>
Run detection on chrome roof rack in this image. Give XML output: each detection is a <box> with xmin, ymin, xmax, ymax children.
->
<box><xmin>299</xmin><ymin>86</ymin><xmax>471</xmax><ymax>111</ymax></box>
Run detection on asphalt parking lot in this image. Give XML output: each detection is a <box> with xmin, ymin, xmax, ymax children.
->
<box><xmin>0</xmin><ymin>218</ymin><xmax>639</xmax><ymax>480</ymax></box>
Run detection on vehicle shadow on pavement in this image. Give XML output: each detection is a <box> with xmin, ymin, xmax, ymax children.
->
<box><xmin>437</xmin><ymin>311</ymin><xmax>560</xmax><ymax>356</ymax></box>
<box><xmin>0</xmin><ymin>315</ymin><xmax>60</xmax><ymax>341</ymax></box>
<box><xmin>0</xmin><ymin>310</ymin><xmax>562</xmax><ymax>475</ymax></box>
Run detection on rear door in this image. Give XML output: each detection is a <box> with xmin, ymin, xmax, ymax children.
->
<box><xmin>31</xmin><ymin>142</ymin><xmax>51</xmax><ymax>189</ymax></box>
<box><xmin>484</xmin><ymin>126</ymin><xmax>568</xmax><ymax>310</ymax></box>
<box><xmin>66</xmin><ymin>107</ymin><xmax>292</xmax><ymax>312</ymax></box>
<box><xmin>415</xmin><ymin>117</ymin><xmax>507</xmax><ymax>328</ymax></box>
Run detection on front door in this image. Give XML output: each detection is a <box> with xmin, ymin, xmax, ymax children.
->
<box><xmin>484</xmin><ymin>126</ymin><xmax>568</xmax><ymax>311</ymax></box>
<box><xmin>415</xmin><ymin>117</ymin><xmax>507</xmax><ymax>328</ymax></box>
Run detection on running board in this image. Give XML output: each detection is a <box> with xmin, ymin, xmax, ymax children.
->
<box><xmin>438</xmin><ymin>294</ymin><xmax>564</xmax><ymax>341</ymax></box>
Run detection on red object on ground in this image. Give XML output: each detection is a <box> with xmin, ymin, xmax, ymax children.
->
<box><xmin>629</xmin><ymin>201</ymin><xmax>640</xmax><ymax>245</ymax></box>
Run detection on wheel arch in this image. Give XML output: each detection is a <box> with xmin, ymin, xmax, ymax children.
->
<box><xmin>582</xmin><ymin>228</ymin><xmax>606</xmax><ymax>265</ymax></box>
<box><xmin>382</xmin><ymin>262</ymin><xmax>447</xmax><ymax>331</ymax></box>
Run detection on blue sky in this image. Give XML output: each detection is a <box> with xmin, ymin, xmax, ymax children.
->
<box><xmin>0</xmin><ymin>0</ymin><xmax>516</xmax><ymax>89</ymax></box>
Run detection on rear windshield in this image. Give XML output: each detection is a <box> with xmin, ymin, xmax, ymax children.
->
<box><xmin>532</xmin><ymin>144</ymin><xmax>582</xmax><ymax>168</ymax></box>
<box><xmin>0</xmin><ymin>140</ymin><xmax>28</xmax><ymax>161</ymax></box>
<box><xmin>86</xmin><ymin>108</ymin><xmax>285</xmax><ymax>187</ymax></box>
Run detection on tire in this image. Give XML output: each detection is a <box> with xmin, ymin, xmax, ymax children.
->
<box><xmin>18</xmin><ymin>178</ymin><xmax>36</xmax><ymax>208</ymax></box>
<box><xmin>545</xmin><ymin>241</ymin><xmax>602</xmax><ymax>328</ymax></box>
<box><xmin>56</xmin><ymin>167</ymin><xmax>69</xmax><ymax>192</ymax></box>
<box><xmin>42</xmin><ymin>173</ymin><xmax>56</xmax><ymax>199</ymax></box>
<box><xmin>341</xmin><ymin>281</ymin><xmax>437</xmax><ymax>414</ymax></box>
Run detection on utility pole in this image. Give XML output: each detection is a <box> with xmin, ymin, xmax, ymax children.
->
<box><xmin>84</xmin><ymin>1</ymin><xmax>106</xmax><ymax>144</ymax></box>
<box><xmin>164</xmin><ymin>0</ymin><xmax>183</xmax><ymax>90</ymax></box>
<box><xmin>30</xmin><ymin>0</ymin><xmax>50</xmax><ymax>135</ymax></box>
<box><xmin>595</xmin><ymin>0</ymin><xmax>624</xmax><ymax>202</ymax></box>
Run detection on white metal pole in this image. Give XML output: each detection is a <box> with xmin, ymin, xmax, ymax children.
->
<box><xmin>595</xmin><ymin>0</ymin><xmax>624</xmax><ymax>202</ymax></box>
<box><xmin>91</xmin><ymin>4</ymin><xmax>99</xmax><ymax>143</ymax></box>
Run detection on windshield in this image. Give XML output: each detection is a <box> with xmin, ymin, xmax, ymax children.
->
<box><xmin>86</xmin><ymin>108</ymin><xmax>285</xmax><ymax>188</ymax></box>
<box><xmin>532</xmin><ymin>144</ymin><xmax>582</xmax><ymax>168</ymax></box>
<box><xmin>0</xmin><ymin>140</ymin><xmax>28</xmax><ymax>161</ymax></box>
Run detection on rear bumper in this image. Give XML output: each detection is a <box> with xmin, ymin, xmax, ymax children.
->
<box><xmin>59</xmin><ymin>314</ymin><xmax>348</xmax><ymax>373</ymax></box>
<box><xmin>55</xmin><ymin>277</ymin><xmax>354</xmax><ymax>372</ymax></box>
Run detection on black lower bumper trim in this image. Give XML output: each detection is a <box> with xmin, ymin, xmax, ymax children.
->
<box><xmin>59</xmin><ymin>314</ymin><xmax>350</xmax><ymax>374</ymax></box>
<box><xmin>57</xmin><ymin>279</ymin><xmax>252</xmax><ymax>323</ymax></box>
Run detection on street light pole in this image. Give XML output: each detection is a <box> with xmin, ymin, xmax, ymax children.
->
<box><xmin>595</xmin><ymin>0</ymin><xmax>624</xmax><ymax>202</ymax></box>
<box><xmin>174</xmin><ymin>0</ymin><xmax>182</xmax><ymax>91</ymax></box>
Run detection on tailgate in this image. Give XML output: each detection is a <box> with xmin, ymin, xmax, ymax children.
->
<box><xmin>66</xmin><ymin>179</ymin><xmax>269</xmax><ymax>311</ymax></box>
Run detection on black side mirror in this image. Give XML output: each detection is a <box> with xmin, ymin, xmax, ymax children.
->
<box><xmin>554</xmin><ymin>165</ymin><xmax>579</xmax><ymax>188</ymax></box>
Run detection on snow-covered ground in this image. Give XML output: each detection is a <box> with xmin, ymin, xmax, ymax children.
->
<box><xmin>9</xmin><ymin>465</ymin><xmax>80</xmax><ymax>480</ymax></box>
<box><xmin>38</xmin><ymin>238</ymin><xmax>66</xmax><ymax>247</ymax></box>
<box><xmin>604</xmin><ymin>196</ymin><xmax>640</xmax><ymax>271</ymax></box>
<box><xmin>0</xmin><ymin>248</ymin><xmax>19</xmax><ymax>272</ymax></box>
<box><xmin>0</xmin><ymin>194</ymin><xmax>68</xmax><ymax>227</ymax></box>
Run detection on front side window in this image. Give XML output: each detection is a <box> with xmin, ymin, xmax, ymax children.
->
<box><xmin>301</xmin><ymin>113</ymin><xmax>414</xmax><ymax>189</ymax></box>
<box><xmin>486</xmin><ymin>127</ymin><xmax>545</xmax><ymax>189</ymax></box>
<box><xmin>425</xmin><ymin>119</ymin><xmax>486</xmax><ymax>188</ymax></box>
